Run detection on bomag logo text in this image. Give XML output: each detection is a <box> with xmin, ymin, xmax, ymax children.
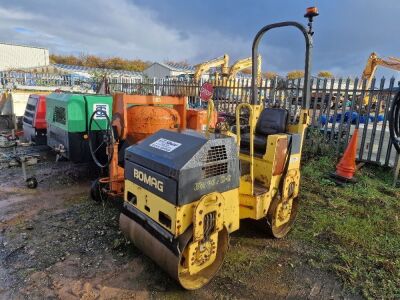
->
<box><xmin>133</xmin><ymin>168</ymin><xmax>164</xmax><ymax>192</ymax></box>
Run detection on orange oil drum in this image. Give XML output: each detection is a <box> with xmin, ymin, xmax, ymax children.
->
<box><xmin>126</xmin><ymin>106</ymin><xmax>180</xmax><ymax>143</ymax></box>
<box><xmin>186</xmin><ymin>109</ymin><xmax>217</xmax><ymax>131</ymax></box>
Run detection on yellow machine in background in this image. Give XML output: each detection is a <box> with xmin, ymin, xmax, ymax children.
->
<box><xmin>227</xmin><ymin>55</ymin><xmax>262</xmax><ymax>82</ymax></box>
<box><xmin>361</xmin><ymin>52</ymin><xmax>400</xmax><ymax>89</ymax></box>
<box><xmin>120</xmin><ymin>8</ymin><xmax>318</xmax><ymax>290</ymax></box>
<box><xmin>361</xmin><ymin>52</ymin><xmax>400</xmax><ymax>106</ymax></box>
<box><xmin>193</xmin><ymin>54</ymin><xmax>261</xmax><ymax>82</ymax></box>
<box><xmin>221</xmin><ymin>55</ymin><xmax>263</xmax><ymax>102</ymax></box>
<box><xmin>193</xmin><ymin>54</ymin><xmax>230</xmax><ymax>81</ymax></box>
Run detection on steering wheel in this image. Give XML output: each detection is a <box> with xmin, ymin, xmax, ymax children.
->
<box><xmin>88</xmin><ymin>108</ymin><xmax>115</xmax><ymax>168</ymax></box>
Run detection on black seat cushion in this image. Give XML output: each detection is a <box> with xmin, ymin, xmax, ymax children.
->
<box><xmin>241</xmin><ymin>133</ymin><xmax>268</xmax><ymax>152</ymax></box>
<box><xmin>256</xmin><ymin>108</ymin><xmax>288</xmax><ymax>136</ymax></box>
<box><xmin>240</xmin><ymin>108</ymin><xmax>288</xmax><ymax>155</ymax></box>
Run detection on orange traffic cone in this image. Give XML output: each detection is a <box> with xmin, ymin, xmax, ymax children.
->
<box><xmin>331</xmin><ymin>128</ymin><xmax>359</xmax><ymax>182</ymax></box>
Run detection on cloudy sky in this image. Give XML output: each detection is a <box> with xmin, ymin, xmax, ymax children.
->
<box><xmin>1</xmin><ymin>0</ymin><xmax>399</xmax><ymax>78</ymax></box>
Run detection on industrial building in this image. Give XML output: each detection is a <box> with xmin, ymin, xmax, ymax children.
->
<box><xmin>0</xmin><ymin>42</ymin><xmax>49</xmax><ymax>71</ymax></box>
<box><xmin>143</xmin><ymin>62</ymin><xmax>194</xmax><ymax>78</ymax></box>
<box><xmin>15</xmin><ymin>63</ymin><xmax>143</xmax><ymax>80</ymax></box>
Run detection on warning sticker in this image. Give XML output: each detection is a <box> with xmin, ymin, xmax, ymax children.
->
<box><xmin>149</xmin><ymin>138</ymin><xmax>182</xmax><ymax>152</ymax></box>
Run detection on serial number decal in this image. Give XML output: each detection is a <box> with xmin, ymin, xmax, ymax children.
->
<box><xmin>194</xmin><ymin>174</ymin><xmax>232</xmax><ymax>191</ymax></box>
<box><xmin>149</xmin><ymin>138</ymin><xmax>182</xmax><ymax>152</ymax></box>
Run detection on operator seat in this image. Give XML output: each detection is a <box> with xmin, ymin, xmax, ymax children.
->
<box><xmin>240</xmin><ymin>108</ymin><xmax>288</xmax><ymax>156</ymax></box>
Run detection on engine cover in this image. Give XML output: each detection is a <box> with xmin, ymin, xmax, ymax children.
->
<box><xmin>125</xmin><ymin>129</ymin><xmax>240</xmax><ymax>206</ymax></box>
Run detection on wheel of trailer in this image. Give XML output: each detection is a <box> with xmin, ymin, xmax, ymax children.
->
<box><xmin>90</xmin><ymin>178</ymin><xmax>107</xmax><ymax>202</ymax></box>
<box><xmin>88</xmin><ymin>109</ymin><xmax>115</xmax><ymax>168</ymax></box>
<box><xmin>177</xmin><ymin>228</ymin><xmax>229</xmax><ymax>290</ymax></box>
<box><xmin>266</xmin><ymin>194</ymin><xmax>299</xmax><ymax>239</ymax></box>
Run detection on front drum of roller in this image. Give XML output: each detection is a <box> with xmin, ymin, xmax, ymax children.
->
<box><xmin>119</xmin><ymin>213</ymin><xmax>229</xmax><ymax>290</ymax></box>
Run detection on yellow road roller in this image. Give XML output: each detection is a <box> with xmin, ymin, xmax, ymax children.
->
<box><xmin>120</xmin><ymin>11</ymin><xmax>318</xmax><ymax>289</ymax></box>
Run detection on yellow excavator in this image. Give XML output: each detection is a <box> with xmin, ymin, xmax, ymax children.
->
<box><xmin>360</xmin><ymin>52</ymin><xmax>400</xmax><ymax>106</ymax></box>
<box><xmin>193</xmin><ymin>54</ymin><xmax>230</xmax><ymax>81</ymax></box>
<box><xmin>193</xmin><ymin>54</ymin><xmax>261</xmax><ymax>82</ymax></box>
<box><xmin>221</xmin><ymin>55</ymin><xmax>263</xmax><ymax>103</ymax></box>
<box><xmin>361</xmin><ymin>52</ymin><xmax>400</xmax><ymax>88</ymax></box>
<box><xmin>119</xmin><ymin>7</ymin><xmax>318</xmax><ymax>290</ymax></box>
<box><xmin>227</xmin><ymin>55</ymin><xmax>262</xmax><ymax>81</ymax></box>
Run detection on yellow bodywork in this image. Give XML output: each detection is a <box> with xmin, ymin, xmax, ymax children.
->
<box><xmin>119</xmin><ymin>17</ymin><xmax>317</xmax><ymax>289</ymax></box>
<box><xmin>124</xmin><ymin>181</ymin><xmax>240</xmax><ymax>277</ymax></box>
<box><xmin>123</xmin><ymin>102</ymin><xmax>309</xmax><ymax>279</ymax></box>
<box><xmin>124</xmin><ymin>180</ymin><xmax>240</xmax><ymax>237</ymax></box>
<box><xmin>235</xmin><ymin>103</ymin><xmax>308</xmax><ymax>222</ymax></box>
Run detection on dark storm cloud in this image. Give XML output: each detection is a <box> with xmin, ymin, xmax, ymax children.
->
<box><xmin>0</xmin><ymin>0</ymin><xmax>252</xmax><ymax>62</ymax></box>
<box><xmin>1</xmin><ymin>0</ymin><xmax>399</xmax><ymax>77</ymax></box>
<box><xmin>132</xmin><ymin>0</ymin><xmax>400</xmax><ymax>78</ymax></box>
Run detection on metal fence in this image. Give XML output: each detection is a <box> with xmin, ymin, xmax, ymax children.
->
<box><xmin>108</xmin><ymin>76</ymin><xmax>399</xmax><ymax>167</ymax></box>
<box><xmin>1</xmin><ymin>71</ymin><xmax>398</xmax><ymax>167</ymax></box>
<box><xmin>0</xmin><ymin>71</ymin><xmax>98</xmax><ymax>92</ymax></box>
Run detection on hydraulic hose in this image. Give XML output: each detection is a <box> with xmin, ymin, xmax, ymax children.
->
<box><xmin>389</xmin><ymin>91</ymin><xmax>400</xmax><ymax>153</ymax></box>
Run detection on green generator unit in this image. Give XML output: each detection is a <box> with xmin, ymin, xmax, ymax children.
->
<box><xmin>46</xmin><ymin>93</ymin><xmax>113</xmax><ymax>163</ymax></box>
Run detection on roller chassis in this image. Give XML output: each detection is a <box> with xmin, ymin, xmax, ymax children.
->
<box><xmin>119</xmin><ymin>16</ymin><xmax>316</xmax><ymax>289</ymax></box>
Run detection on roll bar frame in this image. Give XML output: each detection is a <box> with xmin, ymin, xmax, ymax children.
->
<box><xmin>251</xmin><ymin>21</ymin><xmax>313</xmax><ymax>109</ymax></box>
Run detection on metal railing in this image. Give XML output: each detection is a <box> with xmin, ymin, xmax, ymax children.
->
<box><xmin>1</xmin><ymin>71</ymin><xmax>398</xmax><ymax>167</ymax></box>
<box><xmin>107</xmin><ymin>76</ymin><xmax>399</xmax><ymax>167</ymax></box>
<box><xmin>0</xmin><ymin>71</ymin><xmax>98</xmax><ymax>92</ymax></box>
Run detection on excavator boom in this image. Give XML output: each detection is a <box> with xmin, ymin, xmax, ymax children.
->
<box><xmin>228</xmin><ymin>55</ymin><xmax>262</xmax><ymax>81</ymax></box>
<box><xmin>194</xmin><ymin>54</ymin><xmax>229</xmax><ymax>81</ymax></box>
<box><xmin>361</xmin><ymin>52</ymin><xmax>400</xmax><ymax>88</ymax></box>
